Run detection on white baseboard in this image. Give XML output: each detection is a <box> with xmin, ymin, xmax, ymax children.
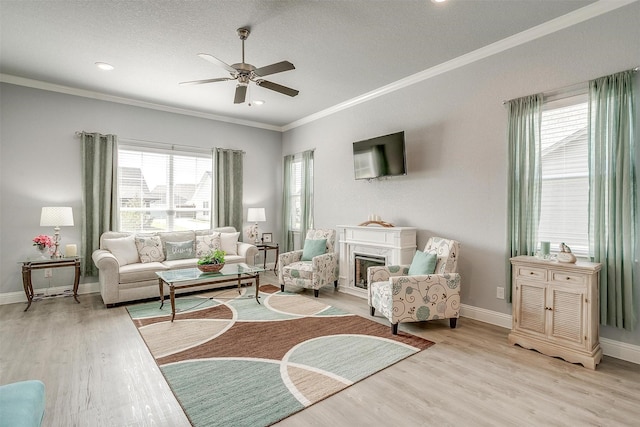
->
<box><xmin>460</xmin><ymin>303</ymin><xmax>513</xmax><ymax>329</ymax></box>
<box><xmin>600</xmin><ymin>337</ymin><xmax>640</xmax><ymax>365</ymax></box>
<box><xmin>0</xmin><ymin>282</ymin><xmax>100</xmax><ymax>305</ymax></box>
<box><xmin>460</xmin><ymin>303</ymin><xmax>640</xmax><ymax>365</ymax></box>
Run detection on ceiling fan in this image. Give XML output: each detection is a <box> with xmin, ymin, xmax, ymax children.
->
<box><xmin>180</xmin><ymin>27</ymin><xmax>299</xmax><ymax>104</ymax></box>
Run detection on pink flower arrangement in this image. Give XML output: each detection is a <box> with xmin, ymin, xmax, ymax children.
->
<box><xmin>32</xmin><ymin>234</ymin><xmax>53</xmax><ymax>248</ymax></box>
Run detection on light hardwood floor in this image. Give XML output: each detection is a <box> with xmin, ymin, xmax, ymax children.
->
<box><xmin>1</xmin><ymin>271</ymin><xmax>639</xmax><ymax>427</ymax></box>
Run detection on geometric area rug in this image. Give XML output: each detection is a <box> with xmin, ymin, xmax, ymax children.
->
<box><xmin>127</xmin><ymin>284</ymin><xmax>434</xmax><ymax>427</ymax></box>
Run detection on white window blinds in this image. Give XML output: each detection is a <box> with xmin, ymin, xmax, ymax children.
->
<box><xmin>538</xmin><ymin>95</ymin><xmax>589</xmax><ymax>256</ymax></box>
<box><xmin>117</xmin><ymin>144</ymin><xmax>213</xmax><ymax>232</ymax></box>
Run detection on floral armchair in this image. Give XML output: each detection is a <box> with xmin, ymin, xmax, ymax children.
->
<box><xmin>368</xmin><ymin>237</ymin><xmax>461</xmax><ymax>335</ymax></box>
<box><xmin>278</xmin><ymin>229</ymin><xmax>339</xmax><ymax>297</ymax></box>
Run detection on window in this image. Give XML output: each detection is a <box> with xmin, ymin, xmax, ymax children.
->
<box><xmin>283</xmin><ymin>150</ymin><xmax>313</xmax><ymax>252</ymax></box>
<box><xmin>288</xmin><ymin>157</ymin><xmax>303</xmax><ymax>231</ymax></box>
<box><xmin>538</xmin><ymin>94</ymin><xmax>589</xmax><ymax>256</ymax></box>
<box><xmin>117</xmin><ymin>144</ymin><xmax>213</xmax><ymax>232</ymax></box>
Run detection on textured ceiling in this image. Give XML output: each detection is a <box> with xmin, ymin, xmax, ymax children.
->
<box><xmin>0</xmin><ymin>0</ymin><xmax>597</xmax><ymax>128</ymax></box>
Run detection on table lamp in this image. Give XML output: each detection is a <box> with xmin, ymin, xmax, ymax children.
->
<box><xmin>40</xmin><ymin>207</ymin><xmax>74</xmax><ymax>258</ymax></box>
<box><xmin>247</xmin><ymin>207</ymin><xmax>266</xmax><ymax>244</ymax></box>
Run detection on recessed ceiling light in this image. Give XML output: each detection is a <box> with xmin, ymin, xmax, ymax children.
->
<box><xmin>248</xmin><ymin>100</ymin><xmax>265</xmax><ymax>107</ymax></box>
<box><xmin>431</xmin><ymin>0</ymin><xmax>447</xmax><ymax>3</ymax></box>
<box><xmin>95</xmin><ymin>62</ymin><xmax>114</xmax><ymax>71</ymax></box>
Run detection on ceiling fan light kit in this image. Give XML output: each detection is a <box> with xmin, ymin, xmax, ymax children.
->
<box><xmin>180</xmin><ymin>27</ymin><xmax>299</xmax><ymax>104</ymax></box>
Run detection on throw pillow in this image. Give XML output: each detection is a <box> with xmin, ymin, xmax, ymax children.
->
<box><xmin>220</xmin><ymin>232</ymin><xmax>240</xmax><ymax>255</ymax></box>
<box><xmin>195</xmin><ymin>233</ymin><xmax>222</xmax><ymax>257</ymax></box>
<box><xmin>135</xmin><ymin>236</ymin><xmax>165</xmax><ymax>263</ymax></box>
<box><xmin>103</xmin><ymin>235</ymin><xmax>139</xmax><ymax>266</ymax></box>
<box><xmin>301</xmin><ymin>239</ymin><xmax>327</xmax><ymax>261</ymax></box>
<box><xmin>408</xmin><ymin>251</ymin><xmax>437</xmax><ymax>276</ymax></box>
<box><xmin>165</xmin><ymin>240</ymin><xmax>195</xmax><ymax>261</ymax></box>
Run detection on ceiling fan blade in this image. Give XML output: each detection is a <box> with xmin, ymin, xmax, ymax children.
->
<box><xmin>198</xmin><ymin>53</ymin><xmax>237</xmax><ymax>74</ymax></box>
<box><xmin>256</xmin><ymin>80</ymin><xmax>299</xmax><ymax>97</ymax></box>
<box><xmin>253</xmin><ymin>61</ymin><xmax>295</xmax><ymax>77</ymax></box>
<box><xmin>234</xmin><ymin>85</ymin><xmax>247</xmax><ymax>104</ymax></box>
<box><xmin>179</xmin><ymin>77</ymin><xmax>232</xmax><ymax>86</ymax></box>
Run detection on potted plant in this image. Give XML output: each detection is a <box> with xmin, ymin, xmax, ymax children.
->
<box><xmin>197</xmin><ymin>249</ymin><xmax>226</xmax><ymax>272</ymax></box>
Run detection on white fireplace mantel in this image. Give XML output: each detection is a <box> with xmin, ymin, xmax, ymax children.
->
<box><xmin>337</xmin><ymin>225</ymin><xmax>417</xmax><ymax>298</ymax></box>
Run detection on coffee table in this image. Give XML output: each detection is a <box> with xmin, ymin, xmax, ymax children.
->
<box><xmin>156</xmin><ymin>263</ymin><xmax>265</xmax><ymax>322</ymax></box>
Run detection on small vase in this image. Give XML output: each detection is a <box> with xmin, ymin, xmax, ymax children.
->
<box><xmin>36</xmin><ymin>244</ymin><xmax>50</xmax><ymax>259</ymax></box>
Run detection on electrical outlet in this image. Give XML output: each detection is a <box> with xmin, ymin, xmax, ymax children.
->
<box><xmin>44</xmin><ymin>268</ymin><xmax>53</xmax><ymax>278</ymax></box>
<box><xmin>496</xmin><ymin>286</ymin><xmax>505</xmax><ymax>300</ymax></box>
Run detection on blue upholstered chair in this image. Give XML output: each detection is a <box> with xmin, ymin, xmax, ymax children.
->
<box><xmin>368</xmin><ymin>237</ymin><xmax>461</xmax><ymax>334</ymax></box>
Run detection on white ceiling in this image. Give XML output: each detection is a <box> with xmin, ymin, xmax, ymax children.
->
<box><xmin>0</xmin><ymin>0</ymin><xmax>602</xmax><ymax>130</ymax></box>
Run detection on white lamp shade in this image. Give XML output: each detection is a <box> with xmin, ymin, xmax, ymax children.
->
<box><xmin>40</xmin><ymin>207</ymin><xmax>74</xmax><ymax>227</ymax></box>
<box><xmin>247</xmin><ymin>208</ymin><xmax>266</xmax><ymax>222</ymax></box>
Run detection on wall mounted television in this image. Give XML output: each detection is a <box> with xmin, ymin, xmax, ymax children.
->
<box><xmin>352</xmin><ymin>131</ymin><xmax>407</xmax><ymax>180</ymax></box>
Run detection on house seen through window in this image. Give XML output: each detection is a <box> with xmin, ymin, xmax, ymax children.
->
<box><xmin>538</xmin><ymin>94</ymin><xmax>589</xmax><ymax>257</ymax></box>
<box><xmin>118</xmin><ymin>145</ymin><xmax>213</xmax><ymax>232</ymax></box>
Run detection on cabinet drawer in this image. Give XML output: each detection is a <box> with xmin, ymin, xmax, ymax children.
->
<box><xmin>550</xmin><ymin>271</ymin><xmax>586</xmax><ymax>285</ymax></box>
<box><xmin>515</xmin><ymin>266</ymin><xmax>547</xmax><ymax>281</ymax></box>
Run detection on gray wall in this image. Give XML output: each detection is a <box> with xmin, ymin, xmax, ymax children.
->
<box><xmin>282</xmin><ymin>3</ymin><xmax>640</xmax><ymax>345</ymax></box>
<box><xmin>0</xmin><ymin>84</ymin><xmax>282</xmax><ymax>293</ymax></box>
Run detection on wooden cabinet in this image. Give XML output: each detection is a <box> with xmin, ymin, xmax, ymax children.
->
<box><xmin>508</xmin><ymin>256</ymin><xmax>602</xmax><ymax>369</ymax></box>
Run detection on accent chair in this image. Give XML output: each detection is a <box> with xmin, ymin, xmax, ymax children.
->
<box><xmin>368</xmin><ymin>236</ymin><xmax>461</xmax><ymax>334</ymax></box>
<box><xmin>278</xmin><ymin>229</ymin><xmax>339</xmax><ymax>297</ymax></box>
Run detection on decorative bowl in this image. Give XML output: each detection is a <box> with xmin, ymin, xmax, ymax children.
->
<box><xmin>197</xmin><ymin>263</ymin><xmax>225</xmax><ymax>273</ymax></box>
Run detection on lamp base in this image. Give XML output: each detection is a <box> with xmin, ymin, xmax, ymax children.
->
<box><xmin>51</xmin><ymin>242</ymin><xmax>63</xmax><ymax>258</ymax></box>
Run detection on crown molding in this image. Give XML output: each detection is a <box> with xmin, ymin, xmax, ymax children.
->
<box><xmin>282</xmin><ymin>0</ymin><xmax>637</xmax><ymax>132</ymax></box>
<box><xmin>0</xmin><ymin>74</ymin><xmax>283</xmax><ymax>132</ymax></box>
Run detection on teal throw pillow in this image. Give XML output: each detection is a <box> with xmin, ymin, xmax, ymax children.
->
<box><xmin>301</xmin><ymin>239</ymin><xmax>327</xmax><ymax>261</ymax></box>
<box><xmin>166</xmin><ymin>240</ymin><xmax>195</xmax><ymax>261</ymax></box>
<box><xmin>408</xmin><ymin>251</ymin><xmax>437</xmax><ymax>275</ymax></box>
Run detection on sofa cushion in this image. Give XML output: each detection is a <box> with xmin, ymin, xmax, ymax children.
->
<box><xmin>158</xmin><ymin>231</ymin><xmax>196</xmax><ymax>258</ymax></box>
<box><xmin>119</xmin><ymin>262</ymin><xmax>168</xmax><ymax>284</ymax></box>
<box><xmin>162</xmin><ymin>258</ymin><xmax>199</xmax><ymax>269</ymax></box>
<box><xmin>224</xmin><ymin>255</ymin><xmax>245</xmax><ymax>264</ymax></box>
<box><xmin>195</xmin><ymin>232</ymin><xmax>222</xmax><ymax>257</ymax></box>
<box><xmin>165</xmin><ymin>240</ymin><xmax>195</xmax><ymax>260</ymax></box>
<box><xmin>220</xmin><ymin>232</ymin><xmax>240</xmax><ymax>255</ymax></box>
<box><xmin>103</xmin><ymin>235</ymin><xmax>139</xmax><ymax>266</ymax></box>
<box><xmin>135</xmin><ymin>235</ymin><xmax>165</xmax><ymax>263</ymax></box>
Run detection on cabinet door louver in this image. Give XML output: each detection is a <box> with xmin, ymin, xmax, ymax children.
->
<box><xmin>519</xmin><ymin>283</ymin><xmax>546</xmax><ymax>334</ymax></box>
<box><xmin>550</xmin><ymin>288</ymin><xmax>584</xmax><ymax>344</ymax></box>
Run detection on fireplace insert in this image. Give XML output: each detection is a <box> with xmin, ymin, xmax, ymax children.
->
<box><xmin>353</xmin><ymin>254</ymin><xmax>386</xmax><ymax>289</ymax></box>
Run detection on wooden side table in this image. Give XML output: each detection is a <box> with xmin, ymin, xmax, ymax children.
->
<box><xmin>21</xmin><ymin>257</ymin><xmax>81</xmax><ymax>311</ymax></box>
<box><xmin>256</xmin><ymin>243</ymin><xmax>279</xmax><ymax>273</ymax></box>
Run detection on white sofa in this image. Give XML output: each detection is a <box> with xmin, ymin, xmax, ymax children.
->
<box><xmin>92</xmin><ymin>227</ymin><xmax>258</xmax><ymax>306</ymax></box>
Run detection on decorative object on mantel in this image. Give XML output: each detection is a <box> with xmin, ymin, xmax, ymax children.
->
<box><xmin>557</xmin><ymin>242</ymin><xmax>577</xmax><ymax>263</ymax></box>
<box><xmin>358</xmin><ymin>220</ymin><xmax>395</xmax><ymax>227</ymax></box>
<box><xmin>358</xmin><ymin>214</ymin><xmax>394</xmax><ymax>227</ymax></box>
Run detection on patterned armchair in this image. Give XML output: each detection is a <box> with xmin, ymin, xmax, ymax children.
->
<box><xmin>368</xmin><ymin>237</ymin><xmax>461</xmax><ymax>334</ymax></box>
<box><xmin>278</xmin><ymin>229</ymin><xmax>339</xmax><ymax>297</ymax></box>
